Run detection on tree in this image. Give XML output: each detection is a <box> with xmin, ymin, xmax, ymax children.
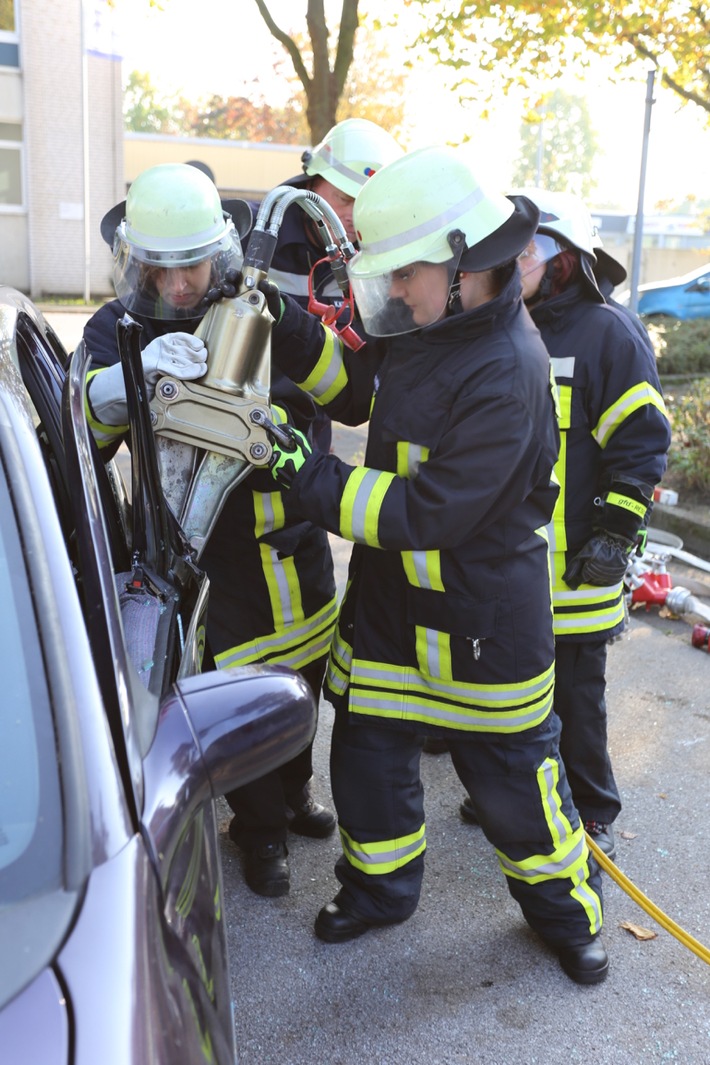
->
<box><xmin>253</xmin><ymin>0</ymin><xmax>361</xmax><ymax>141</ymax></box>
<box><xmin>406</xmin><ymin>0</ymin><xmax>710</xmax><ymax>120</ymax></box>
<box><xmin>512</xmin><ymin>90</ymin><xmax>599</xmax><ymax>198</ymax></box>
<box><xmin>123</xmin><ymin>70</ymin><xmax>178</xmax><ymax>134</ymax></box>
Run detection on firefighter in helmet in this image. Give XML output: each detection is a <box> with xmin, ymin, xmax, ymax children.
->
<box><xmin>256</xmin><ymin>118</ymin><xmax>403</xmax><ymax>453</ymax></box>
<box><xmin>261</xmin><ymin>147</ymin><xmax>609</xmax><ymax>985</ymax></box>
<box><xmin>84</xmin><ymin>162</ymin><xmax>339</xmax><ymax>899</ymax></box>
<box><xmin>459</xmin><ymin>188</ymin><xmax>670</xmax><ymax>862</ymax></box>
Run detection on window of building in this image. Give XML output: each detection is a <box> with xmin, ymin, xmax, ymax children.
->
<box><xmin>0</xmin><ymin>124</ymin><xmax>22</xmax><ymax>207</ymax></box>
<box><xmin>0</xmin><ymin>0</ymin><xmax>19</xmax><ymax>67</ymax></box>
<box><xmin>0</xmin><ymin>0</ymin><xmax>16</xmax><ymax>33</ymax></box>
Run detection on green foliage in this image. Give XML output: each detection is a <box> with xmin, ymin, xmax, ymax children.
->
<box><xmin>512</xmin><ymin>90</ymin><xmax>598</xmax><ymax>197</ymax></box>
<box><xmin>407</xmin><ymin>0</ymin><xmax>710</xmax><ymax>120</ymax></box>
<box><xmin>123</xmin><ymin>71</ymin><xmax>177</xmax><ymax>134</ymax></box>
<box><xmin>647</xmin><ymin>318</ymin><xmax>710</xmax><ymax>375</ymax></box>
<box><xmin>664</xmin><ymin>378</ymin><xmax>710</xmax><ymax>500</ymax></box>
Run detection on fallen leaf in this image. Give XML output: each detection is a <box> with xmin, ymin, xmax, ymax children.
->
<box><xmin>620</xmin><ymin>831</ymin><xmax>638</xmax><ymax>840</ymax></box>
<box><xmin>620</xmin><ymin>920</ymin><xmax>658</xmax><ymax>941</ymax></box>
<box><xmin>658</xmin><ymin>793</ymin><xmax>667</xmax><ymax>799</ymax></box>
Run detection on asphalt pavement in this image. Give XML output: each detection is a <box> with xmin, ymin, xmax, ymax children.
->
<box><xmin>47</xmin><ymin>308</ymin><xmax>710</xmax><ymax>1065</ymax></box>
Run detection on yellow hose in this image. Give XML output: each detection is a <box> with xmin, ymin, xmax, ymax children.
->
<box><xmin>586</xmin><ymin>833</ymin><xmax>710</xmax><ymax>966</ymax></box>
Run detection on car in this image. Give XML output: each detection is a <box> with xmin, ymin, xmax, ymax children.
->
<box><xmin>0</xmin><ymin>286</ymin><xmax>317</xmax><ymax>1064</ymax></box>
<box><xmin>623</xmin><ymin>263</ymin><xmax>710</xmax><ymax>319</ymax></box>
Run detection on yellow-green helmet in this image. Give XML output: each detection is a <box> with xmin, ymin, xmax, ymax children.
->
<box><xmin>348</xmin><ymin>146</ymin><xmax>538</xmax><ymax>334</ymax></box>
<box><xmin>301</xmin><ymin>118</ymin><xmax>403</xmax><ymax>198</ymax></box>
<box><xmin>102</xmin><ymin>163</ymin><xmax>248</xmax><ymax>319</ymax></box>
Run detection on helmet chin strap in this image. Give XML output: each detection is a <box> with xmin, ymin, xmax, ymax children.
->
<box><xmin>447</xmin><ymin>271</ymin><xmax>463</xmax><ymax>314</ymax></box>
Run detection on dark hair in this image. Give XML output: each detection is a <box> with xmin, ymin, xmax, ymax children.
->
<box><xmin>548</xmin><ymin>249</ymin><xmax>579</xmax><ymax>296</ymax></box>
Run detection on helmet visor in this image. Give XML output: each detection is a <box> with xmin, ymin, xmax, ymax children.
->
<box><xmin>348</xmin><ymin>249</ymin><xmax>463</xmax><ymax>336</ymax></box>
<box><xmin>112</xmin><ymin>222</ymin><xmax>244</xmax><ymax>320</ymax></box>
<box><xmin>518</xmin><ymin>233</ymin><xmax>564</xmax><ymax>277</ymax></box>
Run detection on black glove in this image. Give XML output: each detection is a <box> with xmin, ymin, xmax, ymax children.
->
<box><xmin>202</xmin><ymin>267</ymin><xmax>242</xmax><ymax>307</ymax></box>
<box><xmin>201</xmin><ymin>271</ymin><xmax>283</xmax><ymax>321</ymax></box>
<box><xmin>595</xmin><ymin>475</ymin><xmax>654</xmax><ymax>542</ymax></box>
<box><xmin>268</xmin><ymin>423</ymin><xmax>313</xmax><ymax>489</ymax></box>
<box><xmin>563</xmin><ymin>530</ymin><xmax>635</xmax><ymax>589</ymax></box>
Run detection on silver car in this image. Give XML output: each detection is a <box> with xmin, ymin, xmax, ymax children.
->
<box><xmin>0</xmin><ymin>287</ymin><xmax>316</xmax><ymax>1063</ymax></box>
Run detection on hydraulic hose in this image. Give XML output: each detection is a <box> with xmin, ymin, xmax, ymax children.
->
<box><xmin>586</xmin><ymin>833</ymin><xmax>710</xmax><ymax>965</ymax></box>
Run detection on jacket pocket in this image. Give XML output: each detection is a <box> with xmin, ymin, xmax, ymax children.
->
<box><xmin>406</xmin><ymin>585</ymin><xmax>498</xmax><ymax>681</ymax></box>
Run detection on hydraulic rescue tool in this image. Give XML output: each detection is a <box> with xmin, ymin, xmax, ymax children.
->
<box><xmin>146</xmin><ymin>185</ymin><xmax>358</xmax><ymax>558</ymax></box>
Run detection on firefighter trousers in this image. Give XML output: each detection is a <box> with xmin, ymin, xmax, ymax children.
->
<box><xmin>554</xmin><ymin>639</ymin><xmax>622</xmax><ymax>825</ymax></box>
<box><xmin>330</xmin><ymin>708</ymin><xmax>604</xmax><ymax>946</ymax></box>
<box><xmin>225</xmin><ymin>657</ymin><xmax>327</xmax><ymax>848</ymax></box>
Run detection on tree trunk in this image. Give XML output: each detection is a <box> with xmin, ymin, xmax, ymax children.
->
<box><xmin>254</xmin><ymin>0</ymin><xmax>360</xmax><ymax>143</ymax></box>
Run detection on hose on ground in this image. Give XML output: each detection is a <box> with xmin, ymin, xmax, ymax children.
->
<box><xmin>586</xmin><ymin>833</ymin><xmax>710</xmax><ymax>966</ymax></box>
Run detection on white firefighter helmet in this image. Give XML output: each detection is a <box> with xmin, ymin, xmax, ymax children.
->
<box><xmin>347</xmin><ymin>146</ymin><xmax>539</xmax><ymax>335</ymax></box>
<box><xmin>301</xmin><ymin>118</ymin><xmax>404</xmax><ymax>199</ymax></box>
<box><xmin>101</xmin><ymin>163</ymin><xmax>249</xmax><ymax>320</ymax></box>
<box><xmin>512</xmin><ymin>186</ymin><xmax>603</xmax><ymax>298</ymax></box>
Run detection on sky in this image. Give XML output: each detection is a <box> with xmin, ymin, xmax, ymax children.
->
<box><xmin>112</xmin><ymin>0</ymin><xmax>710</xmax><ymax>213</ymax></box>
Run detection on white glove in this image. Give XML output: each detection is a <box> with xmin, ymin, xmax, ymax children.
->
<box><xmin>89</xmin><ymin>333</ymin><xmax>208</xmax><ymax>426</ymax></box>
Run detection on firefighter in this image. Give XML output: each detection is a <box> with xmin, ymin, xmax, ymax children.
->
<box><xmin>83</xmin><ymin>162</ymin><xmax>338</xmax><ymax>898</ymax></box>
<box><xmin>258</xmin><ymin>118</ymin><xmax>403</xmax><ymax>453</ymax></box>
<box><xmin>258</xmin><ymin>147</ymin><xmax>609</xmax><ymax>984</ymax></box>
<box><xmin>459</xmin><ymin>189</ymin><xmax>671</xmax><ymax>861</ymax></box>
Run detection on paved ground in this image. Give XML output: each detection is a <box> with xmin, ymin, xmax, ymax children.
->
<box><xmin>216</xmin><ymin>427</ymin><xmax>710</xmax><ymax>1065</ymax></box>
<box><xmin>47</xmin><ymin>308</ymin><xmax>710</xmax><ymax>1065</ymax></box>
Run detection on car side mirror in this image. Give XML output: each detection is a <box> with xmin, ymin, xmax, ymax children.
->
<box><xmin>140</xmin><ymin>665</ymin><xmax>317</xmax><ymax>870</ymax></box>
<box><xmin>687</xmin><ymin>278</ymin><xmax>710</xmax><ymax>293</ymax></box>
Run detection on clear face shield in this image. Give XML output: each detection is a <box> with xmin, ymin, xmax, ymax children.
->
<box><xmin>347</xmin><ymin>246</ymin><xmax>463</xmax><ymax>337</ymax></box>
<box><xmin>112</xmin><ymin>220</ymin><xmax>244</xmax><ymax>320</ymax></box>
<box><xmin>517</xmin><ymin>233</ymin><xmax>564</xmax><ymax>278</ymax></box>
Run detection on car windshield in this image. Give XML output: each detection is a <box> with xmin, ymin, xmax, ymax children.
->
<box><xmin>0</xmin><ymin>463</ymin><xmax>64</xmax><ymax>902</ymax></box>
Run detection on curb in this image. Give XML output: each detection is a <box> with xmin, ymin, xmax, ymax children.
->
<box><xmin>649</xmin><ymin>501</ymin><xmax>710</xmax><ymax>561</ymax></box>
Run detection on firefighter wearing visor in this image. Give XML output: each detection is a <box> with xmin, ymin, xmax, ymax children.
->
<box><xmin>83</xmin><ymin>163</ymin><xmax>339</xmax><ymax>899</ymax></box>
<box><xmin>255</xmin><ymin>118</ymin><xmax>403</xmax><ymax>453</ymax></box>
<box><xmin>461</xmin><ymin>189</ymin><xmax>669</xmax><ymax>863</ymax></box>
<box><xmin>263</xmin><ymin>147</ymin><xmax>609</xmax><ymax>985</ymax></box>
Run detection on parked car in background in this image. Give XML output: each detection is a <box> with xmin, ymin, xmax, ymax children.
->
<box><xmin>620</xmin><ymin>263</ymin><xmax>710</xmax><ymax>319</ymax></box>
<box><xmin>0</xmin><ymin>286</ymin><xmax>316</xmax><ymax>1064</ymax></box>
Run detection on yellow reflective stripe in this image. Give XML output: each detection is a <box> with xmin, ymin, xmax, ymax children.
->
<box><xmin>401</xmin><ymin>550</ymin><xmax>444</xmax><ymax>591</ymax></box>
<box><xmin>339</xmin><ymin>824</ymin><xmax>426</xmax><ymax>875</ymax></box>
<box><xmin>593</xmin><ymin>382</ymin><xmax>667</xmax><ymax>449</ymax></box>
<box><xmin>259</xmin><ymin>543</ymin><xmax>302</xmax><ymax>629</ymax></box>
<box><xmin>347</xmin><ymin>660</ymin><xmax>554</xmax><ymax>732</ymax></box>
<box><xmin>396</xmin><ymin>441</ymin><xmax>429</xmax><ymax>478</ymax></box>
<box><xmin>215</xmin><ymin>595</ymin><xmax>338</xmax><ymax>669</ymax></box>
<box><xmin>495</xmin><ymin>758</ymin><xmax>603</xmax><ymax>933</ymax></box>
<box><xmin>325</xmin><ymin>620</ymin><xmax>353</xmax><ymax>695</ymax></box>
<box><xmin>606</xmin><ymin>490</ymin><xmax>647</xmax><ymax>521</ymax></box>
<box><xmin>340</xmin><ymin>467</ymin><xmax>396</xmax><ymax>546</ymax></box>
<box><xmin>555</xmin><ymin>381</ymin><xmax>572</xmax><ymax>431</ymax></box>
<box><xmin>253</xmin><ymin>490</ymin><xmax>286</xmax><ymax>537</ymax></box>
<box><xmin>415</xmin><ymin>625</ymin><xmax>452</xmax><ymax>683</ymax></box>
<box><xmin>298</xmin><ymin>327</ymin><xmax>348</xmax><ymax>405</ymax></box>
<box><xmin>85</xmin><ymin>369</ymin><xmax>128</xmax><ymax>447</ymax></box>
<box><xmin>552</xmin><ymin>563</ymin><xmax>626</xmax><ymax>633</ymax></box>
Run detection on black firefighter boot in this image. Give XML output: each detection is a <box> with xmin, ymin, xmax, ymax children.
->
<box><xmin>286</xmin><ymin>784</ymin><xmax>336</xmax><ymax>838</ymax></box>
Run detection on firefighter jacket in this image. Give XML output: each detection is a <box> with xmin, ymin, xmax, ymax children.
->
<box><xmin>83</xmin><ymin>300</ymin><xmax>338</xmax><ymax>670</ymax></box>
<box><xmin>528</xmin><ymin>283</ymin><xmax>671</xmax><ymax>642</ymax></box>
<box><xmin>271</xmin><ymin>269</ymin><xmax>561</xmax><ymax>735</ymax></box>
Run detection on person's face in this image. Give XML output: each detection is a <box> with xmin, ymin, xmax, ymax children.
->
<box><xmin>518</xmin><ymin>240</ymin><xmax>548</xmax><ymax>302</ymax></box>
<box><xmin>311</xmin><ymin>177</ymin><xmax>357</xmax><ymax>241</ymax></box>
<box><xmin>153</xmin><ymin>259</ymin><xmax>212</xmax><ymax>311</ymax></box>
<box><xmin>388</xmin><ymin>261</ymin><xmax>450</xmax><ymax>327</ymax></box>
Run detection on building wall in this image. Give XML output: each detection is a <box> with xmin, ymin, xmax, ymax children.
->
<box><xmin>124</xmin><ymin>133</ymin><xmax>307</xmax><ymax>201</ymax></box>
<box><xmin>0</xmin><ymin>0</ymin><xmax>123</xmax><ymax>298</ymax></box>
